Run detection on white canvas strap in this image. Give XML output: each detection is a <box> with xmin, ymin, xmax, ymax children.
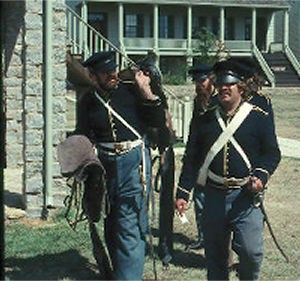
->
<box><xmin>216</xmin><ymin>110</ymin><xmax>252</xmax><ymax>171</ymax></box>
<box><xmin>94</xmin><ymin>92</ymin><xmax>142</xmax><ymax>139</ymax></box>
<box><xmin>197</xmin><ymin>102</ymin><xmax>253</xmax><ymax>186</ymax></box>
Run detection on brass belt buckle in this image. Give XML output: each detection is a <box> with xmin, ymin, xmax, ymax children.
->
<box><xmin>227</xmin><ymin>180</ymin><xmax>236</xmax><ymax>186</ymax></box>
<box><xmin>114</xmin><ymin>143</ymin><xmax>123</xmax><ymax>154</ymax></box>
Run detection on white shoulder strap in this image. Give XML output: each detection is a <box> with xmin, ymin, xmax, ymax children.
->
<box><xmin>216</xmin><ymin>110</ymin><xmax>252</xmax><ymax>171</ymax></box>
<box><xmin>94</xmin><ymin>92</ymin><xmax>142</xmax><ymax>139</ymax></box>
<box><xmin>197</xmin><ymin>102</ymin><xmax>253</xmax><ymax>186</ymax></box>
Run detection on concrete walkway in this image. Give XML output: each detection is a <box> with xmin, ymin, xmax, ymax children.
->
<box><xmin>277</xmin><ymin>137</ymin><xmax>300</xmax><ymax>158</ymax></box>
<box><xmin>174</xmin><ymin>137</ymin><xmax>300</xmax><ymax>159</ymax></box>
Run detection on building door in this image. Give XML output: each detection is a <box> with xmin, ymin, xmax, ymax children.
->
<box><xmin>256</xmin><ymin>17</ymin><xmax>267</xmax><ymax>51</ymax></box>
<box><xmin>88</xmin><ymin>13</ymin><xmax>108</xmax><ymax>38</ymax></box>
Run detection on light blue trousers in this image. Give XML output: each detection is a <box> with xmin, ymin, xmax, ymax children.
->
<box><xmin>203</xmin><ymin>186</ymin><xmax>264</xmax><ymax>281</ymax></box>
<box><xmin>99</xmin><ymin>146</ymin><xmax>151</xmax><ymax>280</ymax></box>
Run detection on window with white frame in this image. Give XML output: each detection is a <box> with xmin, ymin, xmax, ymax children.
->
<box><xmin>159</xmin><ymin>15</ymin><xmax>174</xmax><ymax>38</ymax></box>
<box><xmin>125</xmin><ymin>14</ymin><xmax>144</xmax><ymax>37</ymax></box>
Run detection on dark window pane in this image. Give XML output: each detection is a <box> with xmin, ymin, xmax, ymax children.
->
<box><xmin>225</xmin><ymin>18</ymin><xmax>234</xmax><ymax>40</ymax></box>
<box><xmin>88</xmin><ymin>13</ymin><xmax>108</xmax><ymax>37</ymax></box>
<box><xmin>212</xmin><ymin>17</ymin><xmax>219</xmax><ymax>36</ymax></box>
<box><xmin>192</xmin><ymin>16</ymin><xmax>206</xmax><ymax>37</ymax></box>
<box><xmin>245</xmin><ymin>17</ymin><xmax>252</xmax><ymax>40</ymax></box>
<box><xmin>159</xmin><ymin>15</ymin><xmax>174</xmax><ymax>38</ymax></box>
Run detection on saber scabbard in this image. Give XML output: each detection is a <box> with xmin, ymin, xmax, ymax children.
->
<box><xmin>256</xmin><ymin>193</ymin><xmax>290</xmax><ymax>263</ymax></box>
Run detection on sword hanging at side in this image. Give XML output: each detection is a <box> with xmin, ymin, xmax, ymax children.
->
<box><xmin>255</xmin><ymin>192</ymin><xmax>290</xmax><ymax>263</ymax></box>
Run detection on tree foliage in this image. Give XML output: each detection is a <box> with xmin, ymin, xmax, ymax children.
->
<box><xmin>193</xmin><ymin>27</ymin><xmax>230</xmax><ymax>66</ymax></box>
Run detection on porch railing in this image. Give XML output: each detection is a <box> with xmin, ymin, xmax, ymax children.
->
<box><xmin>252</xmin><ymin>44</ymin><xmax>275</xmax><ymax>88</ymax></box>
<box><xmin>66</xmin><ymin>5</ymin><xmax>122</xmax><ymax>64</ymax></box>
<box><xmin>285</xmin><ymin>45</ymin><xmax>300</xmax><ymax>78</ymax></box>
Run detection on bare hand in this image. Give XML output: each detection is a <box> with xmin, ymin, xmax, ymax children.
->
<box><xmin>175</xmin><ymin>198</ymin><xmax>188</xmax><ymax>216</ymax></box>
<box><xmin>135</xmin><ymin>70</ymin><xmax>156</xmax><ymax>100</ymax></box>
<box><xmin>247</xmin><ymin>176</ymin><xmax>264</xmax><ymax>193</ymax></box>
<box><xmin>135</xmin><ymin>70</ymin><xmax>150</xmax><ymax>89</ymax></box>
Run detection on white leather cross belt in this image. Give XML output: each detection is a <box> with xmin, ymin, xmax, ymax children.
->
<box><xmin>208</xmin><ymin>170</ymin><xmax>249</xmax><ymax>187</ymax></box>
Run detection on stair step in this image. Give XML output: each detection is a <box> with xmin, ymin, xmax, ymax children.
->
<box><xmin>276</xmin><ymin>84</ymin><xmax>300</xmax><ymax>87</ymax></box>
<box><xmin>262</xmin><ymin>51</ymin><xmax>300</xmax><ymax>87</ymax></box>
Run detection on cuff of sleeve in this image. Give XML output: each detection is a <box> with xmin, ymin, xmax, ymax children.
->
<box><xmin>253</xmin><ymin>168</ymin><xmax>270</xmax><ymax>186</ymax></box>
<box><xmin>176</xmin><ymin>185</ymin><xmax>191</xmax><ymax>202</ymax></box>
<box><xmin>142</xmin><ymin>96</ymin><xmax>162</xmax><ymax>107</ymax></box>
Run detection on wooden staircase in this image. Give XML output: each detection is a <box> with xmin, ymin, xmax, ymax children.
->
<box><xmin>263</xmin><ymin>52</ymin><xmax>300</xmax><ymax>87</ymax></box>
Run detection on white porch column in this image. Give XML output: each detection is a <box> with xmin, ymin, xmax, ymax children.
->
<box><xmin>187</xmin><ymin>5</ymin><xmax>193</xmax><ymax>70</ymax></box>
<box><xmin>220</xmin><ymin>7</ymin><xmax>225</xmax><ymax>42</ymax></box>
<box><xmin>118</xmin><ymin>3</ymin><xmax>124</xmax><ymax>46</ymax></box>
<box><xmin>153</xmin><ymin>4</ymin><xmax>159</xmax><ymax>52</ymax></box>
<box><xmin>118</xmin><ymin>3</ymin><xmax>125</xmax><ymax>67</ymax></box>
<box><xmin>251</xmin><ymin>8</ymin><xmax>257</xmax><ymax>46</ymax></box>
<box><xmin>81</xmin><ymin>0</ymin><xmax>88</xmax><ymax>58</ymax></box>
<box><xmin>284</xmin><ymin>9</ymin><xmax>289</xmax><ymax>47</ymax></box>
<box><xmin>187</xmin><ymin>5</ymin><xmax>192</xmax><ymax>50</ymax></box>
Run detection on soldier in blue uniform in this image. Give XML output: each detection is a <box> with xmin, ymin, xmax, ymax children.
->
<box><xmin>75</xmin><ymin>51</ymin><xmax>166</xmax><ymax>280</ymax></box>
<box><xmin>185</xmin><ymin>64</ymin><xmax>216</xmax><ymax>250</ymax></box>
<box><xmin>176</xmin><ymin>60</ymin><xmax>281</xmax><ymax>280</ymax></box>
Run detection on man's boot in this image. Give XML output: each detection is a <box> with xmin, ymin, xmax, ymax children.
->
<box><xmin>186</xmin><ymin>239</ymin><xmax>204</xmax><ymax>251</ymax></box>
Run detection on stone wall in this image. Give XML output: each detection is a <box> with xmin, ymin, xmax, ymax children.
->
<box><xmin>3</xmin><ymin>0</ymin><xmax>67</xmax><ymax>218</ymax></box>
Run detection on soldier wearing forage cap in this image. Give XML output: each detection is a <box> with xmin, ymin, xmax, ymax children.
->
<box><xmin>176</xmin><ymin>59</ymin><xmax>281</xmax><ymax>280</ymax></box>
<box><xmin>184</xmin><ymin>64</ymin><xmax>217</xmax><ymax>251</ymax></box>
<box><xmin>75</xmin><ymin>51</ymin><xmax>166</xmax><ymax>280</ymax></box>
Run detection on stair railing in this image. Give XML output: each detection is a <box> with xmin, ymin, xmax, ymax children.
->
<box><xmin>66</xmin><ymin>5</ymin><xmax>124</xmax><ymax>65</ymax></box>
<box><xmin>284</xmin><ymin>45</ymin><xmax>300</xmax><ymax>78</ymax></box>
<box><xmin>252</xmin><ymin>44</ymin><xmax>275</xmax><ymax>88</ymax></box>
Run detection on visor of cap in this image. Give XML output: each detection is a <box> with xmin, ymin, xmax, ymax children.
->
<box><xmin>215</xmin><ymin>71</ymin><xmax>241</xmax><ymax>85</ymax></box>
<box><xmin>193</xmin><ymin>73</ymin><xmax>209</xmax><ymax>81</ymax></box>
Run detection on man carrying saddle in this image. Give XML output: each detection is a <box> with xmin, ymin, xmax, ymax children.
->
<box><xmin>74</xmin><ymin>50</ymin><xmax>166</xmax><ymax>280</ymax></box>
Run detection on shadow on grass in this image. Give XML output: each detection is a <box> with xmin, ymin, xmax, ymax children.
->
<box><xmin>5</xmin><ymin>249</ymin><xmax>100</xmax><ymax>280</ymax></box>
<box><xmin>170</xmin><ymin>247</ymin><xmax>206</xmax><ymax>269</ymax></box>
<box><xmin>150</xmin><ymin>228</ymin><xmax>206</xmax><ymax>269</ymax></box>
<box><xmin>4</xmin><ymin>190</ymin><xmax>26</xmax><ymax>209</ymax></box>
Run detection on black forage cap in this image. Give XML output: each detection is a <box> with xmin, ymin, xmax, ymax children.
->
<box><xmin>213</xmin><ymin>59</ymin><xmax>244</xmax><ymax>85</ymax></box>
<box><xmin>82</xmin><ymin>51</ymin><xmax>117</xmax><ymax>72</ymax></box>
<box><xmin>188</xmin><ymin>64</ymin><xmax>213</xmax><ymax>81</ymax></box>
